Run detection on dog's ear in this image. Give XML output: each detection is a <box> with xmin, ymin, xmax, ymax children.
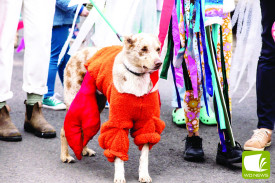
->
<box><xmin>124</xmin><ymin>35</ymin><xmax>136</xmax><ymax>49</ymax></box>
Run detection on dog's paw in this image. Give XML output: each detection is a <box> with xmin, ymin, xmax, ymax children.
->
<box><xmin>114</xmin><ymin>177</ymin><xmax>126</xmax><ymax>183</ymax></box>
<box><xmin>60</xmin><ymin>155</ymin><xmax>75</xmax><ymax>163</ymax></box>
<box><xmin>82</xmin><ymin>147</ymin><xmax>96</xmax><ymax>156</ymax></box>
<box><xmin>139</xmin><ymin>174</ymin><xmax>152</xmax><ymax>183</ymax></box>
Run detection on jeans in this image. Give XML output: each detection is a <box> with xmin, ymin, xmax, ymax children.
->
<box><xmin>44</xmin><ymin>25</ymin><xmax>70</xmax><ymax>98</ymax></box>
<box><xmin>256</xmin><ymin>0</ymin><xmax>275</xmax><ymax>130</ymax></box>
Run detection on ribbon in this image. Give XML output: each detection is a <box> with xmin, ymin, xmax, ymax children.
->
<box><xmin>184</xmin><ymin>1</ymin><xmax>198</xmax><ymax>98</ymax></box>
<box><xmin>68</xmin><ymin>7</ymin><xmax>101</xmax><ymax>56</ymax></box>
<box><xmin>158</xmin><ymin>0</ymin><xmax>175</xmax><ymax>50</ymax></box>
<box><xmin>200</xmin><ymin>0</ymin><xmax>213</xmax><ymax>97</ymax></box>
<box><xmin>219</xmin><ymin>26</ymin><xmax>231</xmax><ymax>122</ymax></box>
<box><xmin>17</xmin><ymin>20</ymin><xmax>24</xmax><ymax>31</ymax></box>
<box><xmin>272</xmin><ymin>21</ymin><xmax>275</xmax><ymax>42</ymax></box>
<box><xmin>172</xmin><ymin>4</ymin><xmax>181</xmax><ymax>56</ymax></box>
<box><xmin>58</xmin><ymin>4</ymin><xmax>82</xmax><ymax>66</ymax></box>
<box><xmin>16</xmin><ymin>38</ymin><xmax>25</xmax><ymax>53</ymax></box>
<box><xmin>171</xmin><ymin>62</ymin><xmax>182</xmax><ymax>108</ymax></box>
<box><xmin>214</xmin><ymin>94</ymin><xmax>227</xmax><ymax>152</ymax></box>
<box><xmin>197</xmin><ymin>33</ymin><xmax>209</xmax><ymax>116</ymax></box>
<box><xmin>160</xmin><ymin>21</ymin><xmax>173</xmax><ymax>80</ymax></box>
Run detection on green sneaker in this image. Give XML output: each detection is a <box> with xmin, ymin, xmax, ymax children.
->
<box><xmin>172</xmin><ymin>108</ymin><xmax>186</xmax><ymax>125</ymax></box>
<box><xmin>43</xmin><ymin>93</ymin><xmax>66</xmax><ymax>110</ymax></box>
<box><xmin>199</xmin><ymin>106</ymin><xmax>217</xmax><ymax>125</ymax></box>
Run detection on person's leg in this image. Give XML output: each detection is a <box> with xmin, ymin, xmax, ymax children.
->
<box><xmin>0</xmin><ymin>0</ymin><xmax>22</xmax><ymax>102</ymax></box>
<box><xmin>45</xmin><ymin>25</ymin><xmax>70</xmax><ymax>98</ymax></box>
<box><xmin>22</xmin><ymin>0</ymin><xmax>56</xmax><ymax>138</ymax></box>
<box><xmin>43</xmin><ymin>26</ymin><xmax>68</xmax><ymax>110</ymax></box>
<box><xmin>0</xmin><ymin>0</ymin><xmax>23</xmax><ymax>141</ymax></box>
<box><xmin>244</xmin><ymin>0</ymin><xmax>275</xmax><ymax>151</ymax></box>
<box><xmin>199</xmin><ymin>92</ymin><xmax>217</xmax><ymax>125</ymax></box>
<box><xmin>183</xmin><ymin>90</ymin><xmax>204</xmax><ymax>161</ymax></box>
<box><xmin>42</xmin><ymin>26</ymin><xmax>68</xmax><ymax>110</ymax></box>
<box><xmin>171</xmin><ymin>86</ymin><xmax>186</xmax><ymax>125</ymax></box>
<box><xmin>256</xmin><ymin>0</ymin><xmax>275</xmax><ymax>131</ymax></box>
<box><xmin>22</xmin><ymin>0</ymin><xmax>55</xmax><ymax>97</ymax></box>
<box><xmin>58</xmin><ymin>46</ymin><xmax>71</xmax><ymax>85</ymax></box>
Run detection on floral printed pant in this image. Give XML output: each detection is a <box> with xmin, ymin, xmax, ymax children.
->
<box><xmin>183</xmin><ymin>90</ymin><xmax>202</xmax><ymax>133</ymax></box>
<box><xmin>183</xmin><ymin>13</ymin><xmax>232</xmax><ymax>133</ymax></box>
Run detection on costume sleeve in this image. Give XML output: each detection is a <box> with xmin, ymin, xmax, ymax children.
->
<box><xmin>64</xmin><ymin>73</ymin><xmax>100</xmax><ymax>160</ymax></box>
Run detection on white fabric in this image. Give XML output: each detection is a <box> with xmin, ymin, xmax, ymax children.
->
<box><xmin>223</xmin><ymin>0</ymin><xmax>235</xmax><ymax>13</ymax></box>
<box><xmin>0</xmin><ymin>0</ymin><xmax>56</xmax><ymax>102</ymax></box>
<box><xmin>68</xmin><ymin>0</ymin><xmax>104</xmax><ymax>56</ymax></box>
<box><xmin>67</xmin><ymin>0</ymin><xmax>158</xmax><ymax>54</ymax></box>
<box><xmin>91</xmin><ymin>0</ymin><xmax>158</xmax><ymax>47</ymax></box>
<box><xmin>230</xmin><ymin>0</ymin><xmax>262</xmax><ymax>102</ymax></box>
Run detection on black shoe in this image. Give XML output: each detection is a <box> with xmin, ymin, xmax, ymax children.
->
<box><xmin>216</xmin><ymin>141</ymin><xmax>243</xmax><ymax>165</ymax></box>
<box><xmin>184</xmin><ymin>135</ymin><xmax>204</xmax><ymax>162</ymax></box>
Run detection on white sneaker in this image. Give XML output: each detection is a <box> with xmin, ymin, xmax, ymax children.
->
<box><xmin>42</xmin><ymin>93</ymin><xmax>66</xmax><ymax>110</ymax></box>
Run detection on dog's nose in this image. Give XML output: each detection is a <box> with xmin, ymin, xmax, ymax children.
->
<box><xmin>154</xmin><ymin>59</ymin><xmax>162</xmax><ymax>68</ymax></box>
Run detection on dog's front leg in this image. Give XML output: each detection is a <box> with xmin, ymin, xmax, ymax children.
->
<box><xmin>139</xmin><ymin>143</ymin><xmax>152</xmax><ymax>183</ymax></box>
<box><xmin>114</xmin><ymin>157</ymin><xmax>126</xmax><ymax>183</ymax></box>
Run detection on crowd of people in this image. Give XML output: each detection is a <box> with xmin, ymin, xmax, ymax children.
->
<box><xmin>0</xmin><ymin>0</ymin><xmax>274</xmax><ymax>170</ymax></box>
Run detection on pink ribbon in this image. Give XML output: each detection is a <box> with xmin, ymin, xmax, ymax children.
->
<box><xmin>188</xmin><ymin>55</ymin><xmax>198</xmax><ymax>98</ymax></box>
<box><xmin>272</xmin><ymin>21</ymin><xmax>275</xmax><ymax>42</ymax></box>
<box><xmin>16</xmin><ymin>37</ymin><xmax>25</xmax><ymax>53</ymax></box>
<box><xmin>175</xmin><ymin>67</ymin><xmax>184</xmax><ymax>88</ymax></box>
<box><xmin>171</xmin><ymin>5</ymin><xmax>181</xmax><ymax>57</ymax></box>
<box><xmin>17</xmin><ymin>20</ymin><xmax>24</xmax><ymax>31</ymax></box>
<box><xmin>158</xmin><ymin>0</ymin><xmax>175</xmax><ymax>50</ymax></box>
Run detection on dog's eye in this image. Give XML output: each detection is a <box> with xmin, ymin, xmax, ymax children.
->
<box><xmin>156</xmin><ymin>48</ymin><xmax>160</xmax><ymax>52</ymax></box>
<box><xmin>141</xmin><ymin>46</ymin><xmax>148</xmax><ymax>52</ymax></box>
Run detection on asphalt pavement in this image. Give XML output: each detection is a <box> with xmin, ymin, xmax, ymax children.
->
<box><xmin>0</xmin><ymin>50</ymin><xmax>274</xmax><ymax>183</ymax></box>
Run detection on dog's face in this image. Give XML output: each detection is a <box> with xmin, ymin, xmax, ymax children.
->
<box><xmin>123</xmin><ymin>33</ymin><xmax>162</xmax><ymax>73</ymax></box>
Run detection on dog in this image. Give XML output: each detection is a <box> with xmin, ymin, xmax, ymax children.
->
<box><xmin>60</xmin><ymin>33</ymin><xmax>165</xmax><ymax>183</ymax></box>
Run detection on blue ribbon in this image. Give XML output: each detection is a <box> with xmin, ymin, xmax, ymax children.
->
<box><xmin>214</xmin><ymin>95</ymin><xmax>227</xmax><ymax>152</ymax></box>
<box><xmin>197</xmin><ymin>33</ymin><xmax>209</xmax><ymax>116</ymax></box>
<box><xmin>199</xmin><ymin>0</ymin><xmax>213</xmax><ymax>97</ymax></box>
<box><xmin>171</xmin><ymin>62</ymin><xmax>182</xmax><ymax>108</ymax></box>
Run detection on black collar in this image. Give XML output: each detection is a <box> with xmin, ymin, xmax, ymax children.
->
<box><xmin>123</xmin><ymin>63</ymin><xmax>145</xmax><ymax>76</ymax></box>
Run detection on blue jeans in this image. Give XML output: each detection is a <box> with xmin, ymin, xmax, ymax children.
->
<box><xmin>44</xmin><ymin>25</ymin><xmax>71</xmax><ymax>98</ymax></box>
<box><xmin>257</xmin><ymin>0</ymin><xmax>275</xmax><ymax>130</ymax></box>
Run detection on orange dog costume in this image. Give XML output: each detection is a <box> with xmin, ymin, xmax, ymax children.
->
<box><xmin>64</xmin><ymin>46</ymin><xmax>165</xmax><ymax>162</ymax></box>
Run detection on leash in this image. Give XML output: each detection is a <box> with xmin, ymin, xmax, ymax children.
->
<box><xmin>88</xmin><ymin>0</ymin><xmax>123</xmax><ymax>42</ymax></box>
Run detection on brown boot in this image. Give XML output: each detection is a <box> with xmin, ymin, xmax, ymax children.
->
<box><xmin>0</xmin><ymin>105</ymin><xmax>22</xmax><ymax>141</ymax></box>
<box><xmin>24</xmin><ymin>101</ymin><xmax>56</xmax><ymax>138</ymax></box>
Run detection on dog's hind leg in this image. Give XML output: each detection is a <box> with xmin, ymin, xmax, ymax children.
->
<box><xmin>82</xmin><ymin>146</ymin><xmax>96</xmax><ymax>156</ymax></box>
<box><xmin>114</xmin><ymin>157</ymin><xmax>126</xmax><ymax>183</ymax></box>
<box><xmin>139</xmin><ymin>143</ymin><xmax>152</xmax><ymax>183</ymax></box>
<box><xmin>60</xmin><ymin>127</ymin><xmax>75</xmax><ymax>163</ymax></box>
<box><xmin>82</xmin><ymin>92</ymin><xmax>106</xmax><ymax>157</ymax></box>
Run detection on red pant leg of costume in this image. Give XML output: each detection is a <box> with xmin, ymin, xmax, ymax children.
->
<box><xmin>98</xmin><ymin>89</ymin><xmax>165</xmax><ymax>162</ymax></box>
<box><xmin>64</xmin><ymin>73</ymin><xmax>100</xmax><ymax>160</ymax></box>
<box><xmin>131</xmin><ymin>92</ymin><xmax>165</xmax><ymax>150</ymax></box>
<box><xmin>98</xmin><ymin>118</ymin><xmax>133</xmax><ymax>162</ymax></box>
<box><xmin>132</xmin><ymin>116</ymin><xmax>165</xmax><ymax>150</ymax></box>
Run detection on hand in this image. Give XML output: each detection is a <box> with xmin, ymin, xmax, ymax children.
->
<box><xmin>80</xmin><ymin>7</ymin><xmax>89</xmax><ymax>17</ymax></box>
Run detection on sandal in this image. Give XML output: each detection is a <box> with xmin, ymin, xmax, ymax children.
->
<box><xmin>199</xmin><ymin>106</ymin><xmax>217</xmax><ymax>125</ymax></box>
<box><xmin>172</xmin><ymin>108</ymin><xmax>186</xmax><ymax>125</ymax></box>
